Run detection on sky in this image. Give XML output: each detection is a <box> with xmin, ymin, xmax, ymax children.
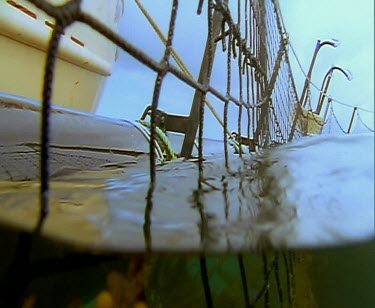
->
<box><xmin>278</xmin><ymin>0</ymin><xmax>374</xmax><ymax>131</ymax></box>
<box><xmin>97</xmin><ymin>0</ymin><xmax>374</xmax><ymax>138</ymax></box>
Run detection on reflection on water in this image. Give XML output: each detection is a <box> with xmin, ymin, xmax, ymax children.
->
<box><xmin>0</xmin><ymin>133</ymin><xmax>373</xmax><ymax>252</ymax></box>
<box><xmin>107</xmin><ymin>132</ymin><xmax>374</xmax><ymax>252</ymax></box>
<box><xmin>107</xmin><ymin>132</ymin><xmax>375</xmax><ymax>251</ymax></box>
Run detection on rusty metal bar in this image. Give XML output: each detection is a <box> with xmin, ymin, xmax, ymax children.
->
<box><xmin>347</xmin><ymin>107</ymin><xmax>357</xmax><ymax>134</ymax></box>
<box><xmin>180</xmin><ymin>4</ymin><xmax>225</xmax><ymax>158</ymax></box>
<box><xmin>257</xmin><ymin>0</ymin><xmax>269</xmax><ymax>147</ymax></box>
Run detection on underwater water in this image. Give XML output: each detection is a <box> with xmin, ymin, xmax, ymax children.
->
<box><xmin>0</xmin><ymin>132</ymin><xmax>373</xmax><ymax>307</ymax></box>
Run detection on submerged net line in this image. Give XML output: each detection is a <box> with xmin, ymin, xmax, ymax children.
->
<box><xmin>13</xmin><ymin>0</ymin><xmax>303</xmax><ymax>306</ymax></box>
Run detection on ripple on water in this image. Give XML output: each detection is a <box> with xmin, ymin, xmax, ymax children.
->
<box><xmin>0</xmin><ymin>133</ymin><xmax>373</xmax><ymax>252</ymax></box>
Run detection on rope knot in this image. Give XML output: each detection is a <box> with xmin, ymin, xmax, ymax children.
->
<box><xmin>54</xmin><ymin>0</ymin><xmax>82</xmax><ymax>27</ymax></box>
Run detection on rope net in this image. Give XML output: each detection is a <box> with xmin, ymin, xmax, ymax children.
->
<box><xmin>16</xmin><ymin>0</ymin><xmax>303</xmax><ymax>232</ymax></box>
<box><xmin>4</xmin><ymin>0</ymin><xmax>371</xmax><ymax>306</ymax></box>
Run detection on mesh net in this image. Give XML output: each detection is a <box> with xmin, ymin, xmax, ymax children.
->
<box><xmin>18</xmin><ymin>0</ymin><xmax>303</xmax><ymax>227</ymax></box>
<box><xmin>1</xmin><ymin>0</ymin><xmax>314</xmax><ymax>306</ymax></box>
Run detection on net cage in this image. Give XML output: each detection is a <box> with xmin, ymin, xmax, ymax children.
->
<box><xmin>0</xmin><ymin>0</ymin><xmax>344</xmax><ymax>307</ymax></box>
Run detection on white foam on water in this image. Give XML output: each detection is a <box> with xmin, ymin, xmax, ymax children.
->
<box><xmin>261</xmin><ymin>133</ymin><xmax>374</xmax><ymax>248</ymax></box>
<box><xmin>1</xmin><ymin>132</ymin><xmax>372</xmax><ymax>252</ymax></box>
<box><xmin>102</xmin><ymin>132</ymin><xmax>374</xmax><ymax>251</ymax></box>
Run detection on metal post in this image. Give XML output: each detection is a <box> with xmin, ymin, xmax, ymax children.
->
<box><xmin>347</xmin><ymin>107</ymin><xmax>357</xmax><ymax>134</ymax></box>
<box><xmin>315</xmin><ymin>71</ymin><xmax>333</xmax><ymax>115</ymax></box>
<box><xmin>258</xmin><ymin>0</ymin><xmax>269</xmax><ymax>147</ymax></box>
<box><xmin>322</xmin><ymin>97</ymin><xmax>332</xmax><ymax>123</ymax></box>
<box><xmin>301</xmin><ymin>40</ymin><xmax>322</xmax><ymax>108</ymax></box>
<box><xmin>315</xmin><ymin>66</ymin><xmax>352</xmax><ymax>115</ymax></box>
<box><xmin>180</xmin><ymin>5</ymin><xmax>225</xmax><ymax>158</ymax></box>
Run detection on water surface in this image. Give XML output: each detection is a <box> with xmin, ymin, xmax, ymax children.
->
<box><xmin>0</xmin><ymin>133</ymin><xmax>373</xmax><ymax>253</ymax></box>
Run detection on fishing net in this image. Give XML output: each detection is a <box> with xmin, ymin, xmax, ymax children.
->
<box><xmin>0</xmin><ymin>0</ymin><xmax>326</xmax><ymax>306</ymax></box>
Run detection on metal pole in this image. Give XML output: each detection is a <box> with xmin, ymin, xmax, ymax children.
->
<box><xmin>347</xmin><ymin>107</ymin><xmax>357</xmax><ymax>134</ymax></box>
<box><xmin>289</xmin><ymin>41</ymin><xmax>321</xmax><ymax>141</ymax></box>
<box><xmin>301</xmin><ymin>40</ymin><xmax>322</xmax><ymax>108</ymax></box>
<box><xmin>258</xmin><ymin>0</ymin><xmax>269</xmax><ymax>147</ymax></box>
<box><xmin>288</xmin><ymin>39</ymin><xmax>339</xmax><ymax>141</ymax></box>
<box><xmin>180</xmin><ymin>5</ymin><xmax>224</xmax><ymax>158</ymax></box>
<box><xmin>315</xmin><ymin>66</ymin><xmax>352</xmax><ymax>115</ymax></box>
<box><xmin>323</xmin><ymin>97</ymin><xmax>332</xmax><ymax>122</ymax></box>
<box><xmin>315</xmin><ymin>71</ymin><xmax>333</xmax><ymax>114</ymax></box>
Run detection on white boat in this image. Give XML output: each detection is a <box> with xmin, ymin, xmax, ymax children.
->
<box><xmin>0</xmin><ymin>0</ymin><xmax>124</xmax><ymax>112</ymax></box>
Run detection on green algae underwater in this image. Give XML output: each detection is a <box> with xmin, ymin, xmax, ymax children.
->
<box><xmin>0</xmin><ymin>227</ymin><xmax>374</xmax><ymax>308</ymax></box>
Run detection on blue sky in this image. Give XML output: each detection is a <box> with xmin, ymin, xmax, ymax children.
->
<box><xmin>97</xmin><ymin>0</ymin><xmax>374</xmax><ymax>138</ymax></box>
<box><xmin>279</xmin><ymin>0</ymin><xmax>374</xmax><ymax>131</ymax></box>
